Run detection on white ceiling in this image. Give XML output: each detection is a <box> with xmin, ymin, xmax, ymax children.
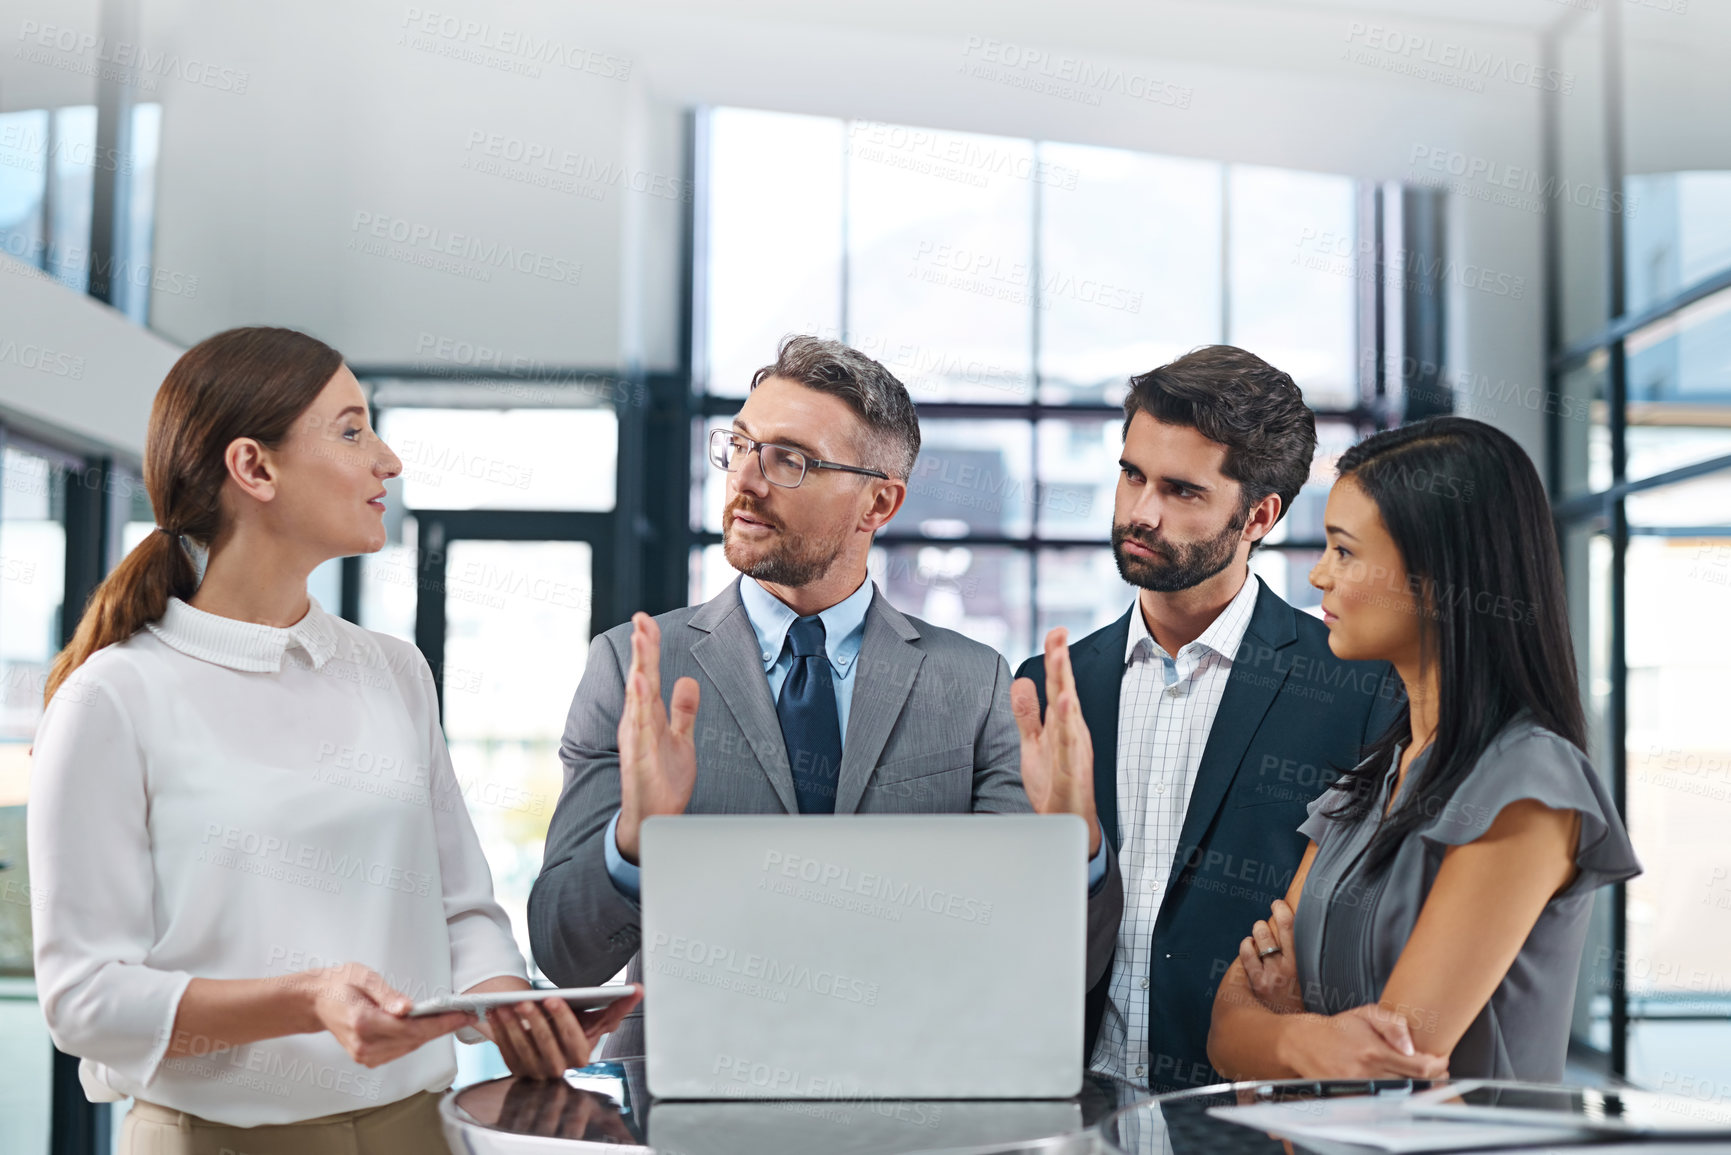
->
<box><xmin>1199</xmin><ymin>0</ymin><xmax>1583</xmax><ymax>34</ymax></box>
<box><xmin>0</xmin><ymin>0</ymin><xmax>1592</xmax><ymax>113</ymax></box>
<box><xmin>610</xmin><ymin>0</ymin><xmax>1583</xmax><ymax>50</ymax></box>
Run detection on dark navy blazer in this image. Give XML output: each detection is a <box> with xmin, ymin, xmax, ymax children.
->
<box><xmin>1016</xmin><ymin>577</ymin><xmax>1402</xmax><ymax>1094</ymax></box>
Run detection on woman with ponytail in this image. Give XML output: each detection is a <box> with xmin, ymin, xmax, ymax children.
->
<box><xmin>28</xmin><ymin>328</ymin><xmax>637</xmax><ymax>1154</ymax></box>
<box><xmin>1208</xmin><ymin>416</ymin><xmax>1639</xmax><ymax>1083</ymax></box>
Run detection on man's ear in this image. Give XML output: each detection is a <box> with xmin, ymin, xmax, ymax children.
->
<box><xmin>224</xmin><ymin>437</ymin><xmax>279</xmax><ymax>505</ymax></box>
<box><xmin>1242</xmin><ymin>491</ymin><xmax>1283</xmax><ymax>543</ymax></box>
<box><xmin>860</xmin><ymin>478</ymin><xmax>907</xmax><ymax>533</ymax></box>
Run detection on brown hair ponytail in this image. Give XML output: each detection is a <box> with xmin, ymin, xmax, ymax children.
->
<box><xmin>45</xmin><ymin>327</ymin><xmax>344</xmax><ymax>703</ymax></box>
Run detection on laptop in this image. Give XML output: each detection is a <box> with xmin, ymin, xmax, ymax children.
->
<box><xmin>639</xmin><ymin>814</ymin><xmax>1087</xmax><ymax>1101</ymax></box>
<box><xmin>647</xmin><ymin>1099</ymin><xmax>1084</xmax><ymax>1154</ymax></box>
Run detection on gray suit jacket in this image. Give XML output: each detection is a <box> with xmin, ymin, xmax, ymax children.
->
<box><xmin>527</xmin><ymin>579</ymin><xmax>1123</xmax><ymax>1051</ymax></box>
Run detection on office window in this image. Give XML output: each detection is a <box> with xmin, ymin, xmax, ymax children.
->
<box><xmin>359</xmin><ymin>512</ymin><xmax>419</xmax><ymax>646</ymax></box>
<box><xmin>0</xmin><ymin>442</ymin><xmax>84</xmax><ymax>1155</ymax></box>
<box><xmin>848</xmin><ymin>125</ymin><xmax>1035</xmax><ymax>403</ymax></box>
<box><xmin>378</xmin><ymin>407</ymin><xmax>618</xmax><ymax>512</ymax></box>
<box><xmin>0</xmin><ymin>102</ymin><xmax>164</xmax><ymax>321</ymax></box>
<box><xmin>439</xmin><ymin>538</ymin><xmax>593</xmax><ymax>965</ymax></box>
<box><xmin>0</xmin><ymin>111</ymin><xmax>49</xmax><ymax>267</ymax></box>
<box><xmin>356</xmin><ymin>400</ymin><xmax>618</xmax><ymax>984</ymax></box>
<box><xmin>1228</xmin><ymin>166</ymin><xmax>1359</xmax><ymax>410</ymax></box>
<box><xmin>1621</xmin><ymin>521</ymin><xmax>1731</xmax><ymax>1087</ymax></box>
<box><xmin>1038</xmin><ymin>145</ymin><xmax>1221</xmax><ymax>403</ymax></box>
<box><xmin>1623</xmin><ymin>287</ymin><xmax>1731</xmax><ymax>483</ymax></box>
<box><xmin>0</xmin><ymin>446</ymin><xmax>69</xmax><ymax>748</ymax></box>
<box><xmin>696</xmin><ymin>107</ymin><xmax>1374</xmax><ymax>661</ymax></box>
<box><xmin>1625</xmin><ymin>172</ymin><xmax>1731</xmax><ymax>316</ymax></box>
<box><xmin>1550</xmin><ymin>6</ymin><xmax>1731</xmax><ymax>1082</ymax></box>
<box><xmin>702</xmin><ymin>109</ymin><xmax>844</xmax><ymax>398</ymax></box>
<box><xmin>117</xmin><ymin>102</ymin><xmax>164</xmax><ymax>324</ymax></box>
<box><xmin>46</xmin><ymin>106</ymin><xmax>97</xmax><ymax>292</ymax></box>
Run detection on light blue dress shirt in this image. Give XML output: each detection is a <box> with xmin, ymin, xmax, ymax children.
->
<box><xmin>737</xmin><ymin>574</ymin><xmax>875</xmax><ymax>738</ymax></box>
<box><xmin>605</xmin><ymin>577</ymin><xmax>1105</xmax><ymax>899</ymax></box>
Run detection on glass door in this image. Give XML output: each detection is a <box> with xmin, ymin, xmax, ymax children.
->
<box><xmin>0</xmin><ymin>440</ymin><xmax>74</xmax><ymax>1155</ymax></box>
<box><xmin>441</xmin><ymin>537</ymin><xmax>595</xmax><ymax>966</ymax></box>
<box><xmin>409</xmin><ymin>510</ymin><xmax>614</xmax><ymax>972</ymax></box>
<box><xmin>1620</xmin><ymin>474</ymin><xmax>1731</xmax><ymax>1084</ymax></box>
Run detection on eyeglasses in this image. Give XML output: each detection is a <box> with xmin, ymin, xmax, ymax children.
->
<box><xmin>708</xmin><ymin>428</ymin><xmax>888</xmax><ymax>489</ymax></box>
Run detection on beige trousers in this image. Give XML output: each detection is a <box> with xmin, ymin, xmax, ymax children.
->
<box><xmin>119</xmin><ymin>1089</ymin><xmax>452</xmax><ymax>1155</ymax></box>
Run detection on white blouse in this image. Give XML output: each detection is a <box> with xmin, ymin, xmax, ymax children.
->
<box><xmin>27</xmin><ymin>597</ymin><xmax>527</xmax><ymax>1126</ymax></box>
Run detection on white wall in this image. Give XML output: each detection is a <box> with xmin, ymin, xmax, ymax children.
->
<box><xmin>1623</xmin><ymin>1</ymin><xmax>1731</xmax><ymax>175</ymax></box>
<box><xmin>0</xmin><ymin>0</ymin><xmax>100</xmax><ymax>108</ymax></box>
<box><xmin>0</xmin><ymin>255</ymin><xmax>180</xmax><ymax>458</ymax></box>
<box><xmin>4</xmin><ymin>0</ymin><xmax>1594</xmax><ymax>463</ymax></box>
<box><xmin>134</xmin><ymin>0</ymin><xmax>639</xmax><ymax>367</ymax></box>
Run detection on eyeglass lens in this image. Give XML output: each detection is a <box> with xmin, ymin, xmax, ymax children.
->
<box><xmin>713</xmin><ymin>431</ymin><xmax>807</xmax><ymax>486</ymax></box>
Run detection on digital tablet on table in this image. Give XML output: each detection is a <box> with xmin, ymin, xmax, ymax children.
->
<box><xmin>1407</xmin><ymin>1079</ymin><xmax>1731</xmax><ymax>1137</ymax></box>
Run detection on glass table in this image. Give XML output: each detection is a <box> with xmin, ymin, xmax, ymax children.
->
<box><xmin>1097</xmin><ymin>1078</ymin><xmax>1722</xmax><ymax>1154</ymax></box>
<box><xmin>1100</xmin><ymin>1078</ymin><xmax>1442</xmax><ymax>1154</ymax></box>
<box><xmin>446</xmin><ymin>1070</ymin><xmax>1698</xmax><ymax>1154</ymax></box>
<box><xmin>442</xmin><ymin>1056</ymin><xmax>1147</xmax><ymax>1153</ymax></box>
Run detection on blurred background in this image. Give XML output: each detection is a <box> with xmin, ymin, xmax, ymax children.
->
<box><xmin>0</xmin><ymin>0</ymin><xmax>1727</xmax><ymax>1149</ymax></box>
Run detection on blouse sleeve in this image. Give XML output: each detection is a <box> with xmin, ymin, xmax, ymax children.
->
<box><xmin>27</xmin><ymin>665</ymin><xmax>192</xmax><ymax>1089</ymax></box>
<box><xmin>400</xmin><ymin>644</ymin><xmax>529</xmax><ymax>992</ymax></box>
<box><xmin>1298</xmin><ymin>785</ymin><xmax>1351</xmax><ymax>844</ymax></box>
<box><xmin>1418</xmin><ymin>721</ymin><xmax>1642</xmax><ymax>897</ymax></box>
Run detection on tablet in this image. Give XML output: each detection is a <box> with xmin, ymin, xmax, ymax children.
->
<box><xmin>1407</xmin><ymin>1080</ymin><xmax>1731</xmax><ymax>1136</ymax></box>
<box><xmin>407</xmin><ymin>986</ymin><xmax>635</xmax><ymax>1018</ymax></box>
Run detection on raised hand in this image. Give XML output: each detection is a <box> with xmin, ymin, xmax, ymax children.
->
<box><xmin>1010</xmin><ymin>627</ymin><xmax>1103</xmax><ymax>858</ymax></box>
<box><xmin>615</xmin><ymin>613</ymin><xmax>701</xmax><ymax>864</ymax></box>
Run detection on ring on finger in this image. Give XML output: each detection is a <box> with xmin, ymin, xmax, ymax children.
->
<box><xmin>1257</xmin><ymin>945</ymin><xmax>1283</xmax><ymax>959</ymax></box>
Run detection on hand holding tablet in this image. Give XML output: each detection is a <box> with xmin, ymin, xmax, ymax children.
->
<box><xmin>407</xmin><ymin>986</ymin><xmax>636</xmax><ymax>1019</ymax></box>
<box><xmin>414</xmin><ymin>983</ymin><xmax>643</xmax><ymax>1082</ymax></box>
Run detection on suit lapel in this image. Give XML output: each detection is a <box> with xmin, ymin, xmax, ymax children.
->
<box><xmin>1073</xmin><ymin>609</ymin><xmax>1131</xmax><ymax>850</ymax></box>
<box><xmin>1166</xmin><ymin>582</ymin><xmax>1298</xmax><ymax>879</ymax></box>
<box><xmin>833</xmin><ymin>592</ymin><xmax>924</xmax><ymax>815</ymax></box>
<box><xmin>690</xmin><ymin>581</ymin><xmax>799</xmax><ymax>814</ymax></box>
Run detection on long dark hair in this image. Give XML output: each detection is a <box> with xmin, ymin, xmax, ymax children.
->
<box><xmin>45</xmin><ymin>327</ymin><xmax>343</xmax><ymax>703</ymax></box>
<box><xmin>1324</xmin><ymin>416</ymin><xmax>1584</xmax><ymax>872</ymax></box>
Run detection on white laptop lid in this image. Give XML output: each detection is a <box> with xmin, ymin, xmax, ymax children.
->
<box><xmin>640</xmin><ymin>814</ymin><xmax>1086</xmax><ymax>1101</ymax></box>
<box><xmin>647</xmin><ymin>1099</ymin><xmax>1083</xmax><ymax>1154</ymax></box>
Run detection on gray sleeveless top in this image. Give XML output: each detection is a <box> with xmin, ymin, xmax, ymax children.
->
<box><xmin>1292</xmin><ymin>716</ymin><xmax>1641</xmax><ymax>1080</ymax></box>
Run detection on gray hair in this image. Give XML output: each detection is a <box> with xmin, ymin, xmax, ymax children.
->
<box><xmin>751</xmin><ymin>335</ymin><xmax>921</xmax><ymax>480</ymax></box>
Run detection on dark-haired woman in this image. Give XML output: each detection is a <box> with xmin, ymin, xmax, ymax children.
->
<box><xmin>1208</xmin><ymin>416</ymin><xmax>1638</xmax><ymax>1082</ymax></box>
<box><xmin>28</xmin><ymin>328</ymin><xmax>638</xmax><ymax>1154</ymax></box>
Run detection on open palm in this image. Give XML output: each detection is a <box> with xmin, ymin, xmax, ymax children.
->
<box><xmin>615</xmin><ymin>613</ymin><xmax>700</xmax><ymax>863</ymax></box>
<box><xmin>1010</xmin><ymin>628</ymin><xmax>1102</xmax><ymax>857</ymax></box>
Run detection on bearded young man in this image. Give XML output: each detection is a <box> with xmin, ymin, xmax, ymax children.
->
<box><xmin>530</xmin><ymin>336</ymin><xmax>1124</xmax><ymax>1052</ymax></box>
<box><xmin>1017</xmin><ymin>346</ymin><xmax>1402</xmax><ymax>1094</ymax></box>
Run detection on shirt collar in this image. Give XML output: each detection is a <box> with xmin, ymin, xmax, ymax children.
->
<box><xmin>738</xmin><ymin>575</ymin><xmax>874</xmax><ymax>676</ymax></box>
<box><xmin>1124</xmin><ymin>573</ymin><xmax>1262</xmax><ymax>666</ymax></box>
<box><xmin>147</xmin><ymin>596</ymin><xmax>341</xmax><ymax>673</ymax></box>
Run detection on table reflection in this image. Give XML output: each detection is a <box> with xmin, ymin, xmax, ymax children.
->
<box><xmin>450</xmin><ymin>1061</ymin><xmax>1147</xmax><ymax>1154</ymax></box>
<box><xmin>1100</xmin><ymin>1080</ymin><xmax>1438</xmax><ymax>1155</ymax></box>
<box><xmin>451</xmin><ymin>1064</ymin><xmax>648</xmax><ymax>1147</ymax></box>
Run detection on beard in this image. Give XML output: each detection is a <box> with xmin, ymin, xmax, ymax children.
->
<box><xmin>722</xmin><ymin>498</ymin><xmax>850</xmax><ymax>588</ymax></box>
<box><xmin>1112</xmin><ymin>508</ymin><xmax>1247</xmax><ymax>593</ymax></box>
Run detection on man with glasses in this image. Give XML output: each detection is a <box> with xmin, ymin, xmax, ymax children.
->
<box><xmin>530</xmin><ymin>336</ymin><xmax>1123</xmax><ymax>1045</ymax></box>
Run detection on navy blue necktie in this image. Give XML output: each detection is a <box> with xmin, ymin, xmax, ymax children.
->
<box><xmin>777</xmin><ymin>616</ymin><xmax>843</xmax><ymax>814</ymax></box>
